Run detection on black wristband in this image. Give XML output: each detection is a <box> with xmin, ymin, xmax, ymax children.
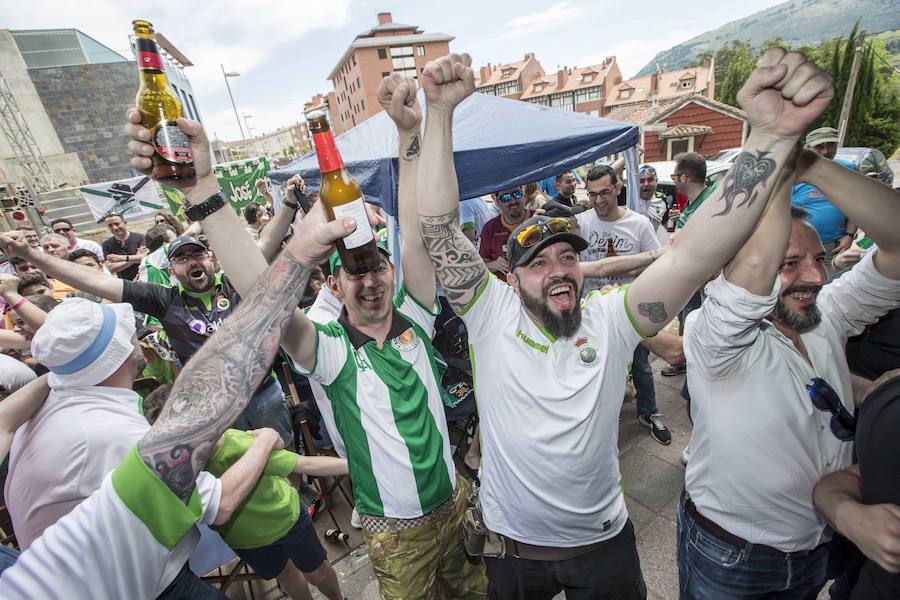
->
<box><xmin>185</xmin><ymin>190</ymin><xmax>228</xmax><ymax>221</ymax></box>
<box><xmin>283</xmin><ymin>200</ymin><xmax>300</xmax><ymax>211</ymax></box>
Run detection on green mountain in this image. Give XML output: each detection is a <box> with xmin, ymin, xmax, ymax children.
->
<box><xmin>637</xmin><ymin>0</ymin><xmax>900</xmax><ymax>75</ymax></box>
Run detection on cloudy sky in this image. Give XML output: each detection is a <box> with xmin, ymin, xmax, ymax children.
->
<box><xmin>7</xmin><ymin>0</ymin><xmax>784</xmax><ymax>141</ymax></box>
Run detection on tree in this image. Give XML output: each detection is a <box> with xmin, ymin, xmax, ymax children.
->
<box><xmin>714</xmin><ymin>41</ymin><xmax>756</xmax><ymax>107</ymax></box>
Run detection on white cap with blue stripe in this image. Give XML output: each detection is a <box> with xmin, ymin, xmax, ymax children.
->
<box><xmin>31</xmin><ymin>298</ymin><xmax>137</xmax><ymax>389</ymax></box>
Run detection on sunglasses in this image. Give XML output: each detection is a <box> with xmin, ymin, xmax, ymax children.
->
<box><xmin>806</xmin><ymin>377</ymin><xmax>855</xmax><ymax>441</ymax></box>
<box><xmin>638</xmin><ymin>166</ymin><xmax>656</xmax><ymax>175</ymax></box>
<box><xmin>515</xmin><ymin>217</ymin><xmax>572</xmax><ymax>248</ymax></box>
<box><xmin>53</xmin><ymin>227</ymin><xmax>72</xmax><ymax>233</ymax></box>
<box><xmin>498</xmin><ymin>189</ymin><xmax>524</xmax><ymax>203</ymax></box>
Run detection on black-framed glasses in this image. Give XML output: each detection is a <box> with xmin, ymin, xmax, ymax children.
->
<box><xmin>498</xmin><ymin>189</ymin><xmax>524</xmax><ymax>203</ymax></box>
<box><xmin>170</xmin><ymin>251</ymin><xmax>210</xmax><ymax>265</ymax></box>
<box><xmin>587</xmin><ymin>188</ymin><xmax>616</xmax><ymax>201</ymax></box>
<box><xmin>806</xmin><ymin>377</ymin><xmax>855</xmax><ymax>441</ymax></box>
<box><xmin>53</xmin><ymin>227</ymin><xmax>72</xmax><ymax>233</ymax></box>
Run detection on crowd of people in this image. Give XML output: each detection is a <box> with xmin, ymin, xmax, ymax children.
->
<box><xmin>0</xmin><ymin>47</ymin><xmax>897</xmax><ymax>600</ymax></box>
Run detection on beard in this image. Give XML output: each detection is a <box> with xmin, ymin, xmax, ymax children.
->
<box><xmin>178</xmin><ymin>264</ymin><xmax>215</xmax><ymax>293</ymax></box>
<box><xmin>519</xmin><ymin>276</ymin><xmax>583</xmax><ymax>339</ymax></box>
<box><xmin>772</xmin><ymin>284</ymin><xmax>822</xmax><ymax>333</ymax></box>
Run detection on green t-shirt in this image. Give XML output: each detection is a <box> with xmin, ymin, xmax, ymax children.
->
<box><xmin>205</xmin><ymin>429</ymin><xmax>300</xmax><ymax>549</ymax></box>
<box><xmin>676</xmin><ymin>180</ymin><xmax>721</xmax><ymax>230</ymax></box>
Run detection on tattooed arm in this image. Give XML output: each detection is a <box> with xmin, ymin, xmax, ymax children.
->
<box><xmin>137</xmin><ymin>206</ymin><xmax>356</xmax><ymax>501</ymax></box>
<box><xmin>627</xmin><ymin>48</ymin><xmax>834</xmax><ymax>336</ymax></box>
<box><xmin>416</xmin><ymin>54</ymin><xmax>484</xmax><ymax>313</ymax></box>
<box><xmin>377</xmin><ymin>74</ymin><xmax>435</xmax><ymax>305</ymax></box>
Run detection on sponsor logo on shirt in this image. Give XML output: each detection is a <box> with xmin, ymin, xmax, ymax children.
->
<box><xmin>575</xmin><ymin>337</ymin><xmax>598</xmax><ymax>366</ymax></box>
<box><xmin>516</xmin><ymin>329</ymin><xmax>549</xmax><ymax>354</ymax></box>
<box><xmin>188</xmin><ymin>317</ymin><xmax>224</xmax><ymax>336</ymax></box>
<box><xmin>391</xmin><ymin>328</ymin><xmax>421</xmax><ymax>352</ymax></box>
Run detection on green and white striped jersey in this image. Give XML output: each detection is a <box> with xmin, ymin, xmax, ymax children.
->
<box><xmin>295</xmin><ymin>285</ymin><xmax>456</xmax><ymax>519</ymax></box>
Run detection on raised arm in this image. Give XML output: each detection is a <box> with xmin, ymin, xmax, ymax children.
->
<box><xmin>721</xmin><ymin>154</ymin><xmax>795</xmax><ymax>295</ymax></box>
<box><xmin>796</xmin><ymin>149</ymin><xmax>900</xmax><ymax>280</ymax></box>
<box><xmin>125</xmin><ymin>110</ymin><xmax>317</xmax><ymax>368</ymax></box>
<box><xmin>136</xmin><ymin>203</ymin><xmax>354</xmax><ymax>500</ymax></box>
<box><xmin>213</xmin><ymin>427</ymin><xmax>283</xmax><ymax>525</ymax></box>
<box><xmin>415</xmin><ymin>53</ymin><xmax>484</xmax><ymax>313</ymax></box>
<box><xmin>0</xmin><ymin>274</ymin><xmax>48</xmax><ymax>335</ymax></box>
<box><xmin>627</xmin><ymin>49</ymin><xmax>834</xmax><ymax>336</ymax></box>
<box><xmin>0</xmin><ymin>233</ymin><xmax>124</xmax><ymax>302</ymax></box>
<box><xmin>377</xmin><ymin>73</ymin><xmax>435</xmax><ymax>305</ymax></box>
<box><xmin>0</xmin><ymin>374</ymin><xmax>49</xmax><ymax>462</ymax></box>
<box><xmin>256</xmin><ymin>177</ymin><xmax>300</xmax><ymax>262</ymax></box>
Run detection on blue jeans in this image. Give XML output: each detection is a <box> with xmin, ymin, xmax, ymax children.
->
<box><xmin>676</xmin><ymin>495</ymin><xmax>828</xmax><ymax>599</ymax></box>
<box><xmin>633</xmin><ymin>344</ymin><xmax>657</xmax><ymax>417</ymax></box>
<box><xmin>232</xmin><ymin>378</ymin><xmax>294</xmax><ymax>448</ymax></box>
<box><xmin>0</xmin><ymin>545</ymin><xmax>19</xmax><ymax>576</ymax></box>
<box><xmin>156</xmin><ymin>562</ymin><xmax>227</xmax><ymax>599</ymax></box>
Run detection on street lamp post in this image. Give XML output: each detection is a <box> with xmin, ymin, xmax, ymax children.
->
<box><xmin>221</xmin><ymin>64</ymin><xmax>246</xmax><ymax>141</ymax></box>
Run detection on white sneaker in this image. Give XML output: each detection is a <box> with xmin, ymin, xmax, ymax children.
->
<box><xmin>350</xmin><ymin>507</ymin><xmax>362</xmax><ymax>529</ymax></box>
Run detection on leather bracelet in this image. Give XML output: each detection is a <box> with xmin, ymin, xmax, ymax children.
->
<box><xmin>185</xmin><ymin>190</ymin><xmax>228</xmax><ymax>221</ymax></box>
<box><xmin>283</xmin><ymin>201</ymin><xmax>300</xmax><ymax>211</ymax></box>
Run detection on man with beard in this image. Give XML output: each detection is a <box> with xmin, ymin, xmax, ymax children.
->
<box><xmin>678</xmin><ymin>146</ymin><xmax>900</xmax><ymax>599</ymax></box>
<box><xmin>0</xmin><ymin>233</ymin><xmax>295</xmax><ymax>447</ymax></box>
<box><xmin>415</xmin><ymin>49</ymin><xmax>834</xmax><ymax>598</ymax></box>
<box><xmin>122</xmin><ymin>73</ymin><xmax>487</xmax><ymax>599</ymax></box>
<box><xmin>479</xmin><ymin>184</ymin><xmax>531</xmax><ymax>277</ymax></box>
<box><xmin>636</xmin><ymin>164</ymin><xmax>669</xmax><ymax>234</ymax></box>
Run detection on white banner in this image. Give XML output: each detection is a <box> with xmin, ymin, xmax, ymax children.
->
<box><xmin>79</xmin><ymin>176</ymin><xmax>164</xmax><ymax>223</ymax></box>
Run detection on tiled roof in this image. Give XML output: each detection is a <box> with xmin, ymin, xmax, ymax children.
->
<box><xmin>659</xmin><ymin>124</ymin><xmax>712</xmax><ymax>138</ymax></box>
<box><xmin>605</xmin><ymin>65</ymin><xmax>712</xmax><ymax>108</ymax></box>
<box><xmin>519</xmin><ymin>62</ymin><xmax>613</xmax><ymax>100</ymax></box>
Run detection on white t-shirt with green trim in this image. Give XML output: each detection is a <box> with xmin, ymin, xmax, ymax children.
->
<box><xmin>294</xmin><ymin>285</ymin><xmax>456</xmax><ymax>519</ymax></box>
<box><xmin>459</xmin><ymin>274</ymin><xmax>643</xmax><ymax>546</ymax></box>
<box><xmin>0</xmin><ymin>447</ymin><xmax>218</xmax><ymax>598</ymax></box>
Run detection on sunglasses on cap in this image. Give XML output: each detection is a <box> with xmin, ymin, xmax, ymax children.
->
<box><xmin>498</xmin><ymin>189</ymin><xmax>524</xmax><ymax>203</ymax></box>
<box><xmin>638</xmin><ymin>165</ymin><xmax>656</xmax><ymax>175</ymax></box>
<box><xmin>806</xmin><ymin>377</ymin><xmax>855</xmax><ymax>441</ymax></box>
<box><xmin>514</xmin><ymin>217</ymin><xmax>572</xmax><ymax>248</ymax></box>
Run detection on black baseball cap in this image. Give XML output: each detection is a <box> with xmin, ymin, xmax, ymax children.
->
<box><xmin>167</xmin><ymin>236</ymin><xmax>207</xmax><ymax>260</ymax></box>
<box><xmin>506</xmin><ymin>216</ymin><xmax>587</xmax><ymax>270</ymax></box>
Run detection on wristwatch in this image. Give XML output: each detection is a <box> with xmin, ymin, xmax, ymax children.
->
<box><xmin>185</xmin><ymin>190</ymin><xmax>228</xmax><ymax>221</ymax></box>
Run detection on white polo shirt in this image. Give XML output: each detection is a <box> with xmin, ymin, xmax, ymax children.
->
<box><xmin>684</xmin><ymin>252</ymin><xmax>900</xmax><ymax>552</ymax></box>
<box><xmin>460</xmin><ymin>274</ymin><xmax>643</xmax><ymax>546</ymax></box>
<box><xmin>0</xmin><ymin>447</ymin><xmax>218</xmax><ymax>598</ymax></box>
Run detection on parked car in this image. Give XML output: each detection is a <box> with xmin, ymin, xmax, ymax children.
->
<box><xmin>708</xmin><ymin>148</ymin><xmax>742</xmax><ymax>164</ymax></box>
<box><xmin>835</xmin><ymin>147</ymin><xmax>894</xmax><ymax>187</ymax></box>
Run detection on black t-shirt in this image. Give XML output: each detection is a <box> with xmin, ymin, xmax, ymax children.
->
<box><xmin>101</xmin><ymin>232</ymin><xmax>145</xmax><ymax>281</ymax></box>
<box><xmin>850</xmin><ymin>378</ymin><xmax>900</xmax><ymax>599</ymax></box>
<box><xmin>122</xmin><ymin>273</ymin><xmax>242</xmax><ymax>366</ymax></box>
<box><xmin>846</xmin><ymin>308</ymin><xmax>900</xmax><ymax>380</ymax></box>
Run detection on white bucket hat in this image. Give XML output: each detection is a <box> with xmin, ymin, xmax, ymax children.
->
<box><xmin>31</xmin><ymin>298</ymin><xmax>138</xmax><ymax>389</ymax></box>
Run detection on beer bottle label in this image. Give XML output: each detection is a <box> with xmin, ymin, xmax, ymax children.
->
<box><xmin>332</xmin><ymin>196</ymin><xmax>374</xmax><ymax>249</ymax></box>
<box><xmin>151</xmin><ymin>121</ymin><xmax>193</xmax><ymax>164</ymax></box>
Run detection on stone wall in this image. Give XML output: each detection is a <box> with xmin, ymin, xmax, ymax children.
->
<box><xmin>29</xmin><ymin>62</ymin><xmax>138</xmax><ymax>183</ymax></box>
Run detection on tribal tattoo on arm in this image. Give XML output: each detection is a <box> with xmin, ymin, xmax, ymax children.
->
<box><xmin>714</xmin><ymin>150</ymin><xmax>777</xmax><ymax>217</ymax></box>
<box><xmin>419</xmin><ymin>210</ymin><xmax>488</xmax><ymax>313</ymax></box>
<box><xmin>137</xmin><ymin>253</ymin><xmax>311</xmax><ymax>501</ymax></box>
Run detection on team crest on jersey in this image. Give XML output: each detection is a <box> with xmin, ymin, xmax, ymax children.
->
<box><xmin>391</xmin><ymin>328</ymin><xmax>420</xmax><ymax>352</ymax></box>
<box><xmin>216</xmin><ymin>296</ymin><xmax>230</xmax><ymax>311</ymax></box>
<box><xmin>575</xmin><ymin>337</ymin><xmax>598</xmax><ymax>366</ymax></box>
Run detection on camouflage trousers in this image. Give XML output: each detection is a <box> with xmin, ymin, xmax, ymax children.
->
<box><xmin>362</xmin><ymin>476</ymin><xmax>487</xmax><ymax>599</ymax></box>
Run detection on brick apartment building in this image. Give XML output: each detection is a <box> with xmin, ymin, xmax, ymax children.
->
<box><xmin>303</xmin><ymin>92</ymin><xmax>340</xmax><ymax>133</ymax></box>
<box><xmin>475</xmin><ymin>53</ymin><xmax>545</xmax><ymax>100</ymax></box>
<box><xmin>604</xmin><ymin>60</ymin><xmax>715</xmax><ymax>114</ymax></box>
<box><xmin>225</xmin><ymin>122</ymin><xmax>310</xmax><ymax>163</ymax></box>
<box><xmin>521</xmin><ymin>57</ymin><xmax>622</xmax><ymax>116</ymax></box>
<box><xmin>324</xmin><ymin>12</ymin><xmax>453</xmax><ymax>134</ymax></box>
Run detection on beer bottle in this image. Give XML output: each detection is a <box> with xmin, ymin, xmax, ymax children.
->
<box><xmin>132</xmin><ymin>19</ymin><xmax>195</xmax><ymax>183</ymax></box>
<box><xmin>307</xmin><ymin>110</ymin><xmax>379</xmax><ymax>274</ymax></box>
<box><xmin>606</xmin><ymin>237</ymin><xmax>617</xmax><ymax>258</ymax></box>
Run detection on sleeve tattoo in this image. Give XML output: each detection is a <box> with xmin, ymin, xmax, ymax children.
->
<box><xmin>137</xmin><ymin>253</ymin><xmax>311</xmax><ymax>501</ymax></box>
<box><xmin>419</xmin><ymin>210</ymin><xmax>487</xmax><ymax>311</ymax></box>
<box><xmin>714</xmin><ymin>150</ymin><xmax>777</xmax><ymax>217</ymax></box>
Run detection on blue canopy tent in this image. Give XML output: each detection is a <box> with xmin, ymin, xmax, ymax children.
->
<box><xmin>269</xmin><ymin>90</ymin><xmax>641</xmax><ymax>274</ymax></box>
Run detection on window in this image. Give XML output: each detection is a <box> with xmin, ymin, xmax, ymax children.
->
<box><xmin>378</xmin><ymin>48</ymin><xmax>387</xmax><ymax>59</ymax></box>
<box><xmin>417</xmin><ymin>45</ymin><xmax>425</xmax><ymax>56</ymax></box>
<box><xmin>582</xmin><ymin>74</ymin><xmax>594</xmax><ymax>83</ymax></box>
<box><xmin>619</xmin><ymin>89</ymin><xmax>632</xmax><ymax>99</ymax></box>
<box><xmin>502</xmin><ymin>70</ymin><xmax>512</xmax><ymax>78</ymax></box>
<box><xmin>575</xmin><ymin>86</ymin><xmax>602</xmax><ymax>104</ymax></box>
<box><xmin>669</xmin><ymin>82</ymin><xmax>678</xmax><ymax>88</ymax></box>
<box><xmin>528</xmin><ymin>96</ymin><xmax>550</xmax><ymax>106</ymax></box>
<box><xmin>534</xmin><ymin>84</ymin><xmax>543</xmax><ymax>92</ymax></box>
<box><xmin>382</xmin><ymin>71</ymin><xmax>390</xmax><ymax>77</ymax></box>
<box><xmin>357</xmin><ymin>77</ymin><xmax>360</xmax><ymax>89</ymax></box>
<box><xmin>352</xmin><ymin>54</ymin><xmax>356</xmax><ymax>66</ymax></box>
<box><xmin>495</xmin><ymin>80</ymin><xmax>519</xmax><ymax>96</ymax></box>
<box><xmin>681</xmin><ymin>80</ymin><xmax>693</xmax><ymax>88</ymax></box>
<box><xmin>391</xmin><ymin>46</ymin><xmax>413</xmax><ymax>57</ymax></box>
<box><xmin>392</xmin><ymin>56</ymin><xmax>415</xmax><ymax>69</ymax></box>
<box><xmin>361</xmin><ymin>99</ymin><xmax>365</xmax><ymax>110</ymax></box>
<box><xmin>549</xmin><ymin>92</ymin><xmax>575</xmax><ymax>111</ymax></box>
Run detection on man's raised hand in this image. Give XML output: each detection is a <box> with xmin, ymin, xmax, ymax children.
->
<box><xmin>422</xmin><ymin>53</ymin><xmax>476</xmax><ymax>112</ymax></box>
<box><xmin>0</xmin><ymin>232</ymin><xmax>31</xmax><ymax>259</ymax></box>
<box><xmin>737</xmin><ymin>48</ymin><xmax>834</xmax><ymax>139</ymax></box>
<box><xmin>125</xmin><ymin>109</ymin><xmax>213</xmax><ymax>192</ymax></box>
<box><xmin>378</xmin><ymin>73</ymin><xmax>421</xmax><ymax>132</ymax></box>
